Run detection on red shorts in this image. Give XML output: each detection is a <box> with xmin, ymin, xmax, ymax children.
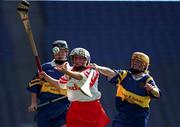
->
<box><xmin>66</xmin><ymin>100</ymin><xmax>110</xmax><ymax>127</ymax></box>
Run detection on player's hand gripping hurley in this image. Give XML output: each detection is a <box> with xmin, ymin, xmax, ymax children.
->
<box><xmin>17</xmin><ymin>0</ymin><xmax>42</xmax><ymax>72</ymax></box>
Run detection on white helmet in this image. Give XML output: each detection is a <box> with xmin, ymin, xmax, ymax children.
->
<box><xmin>70</xmin><ymin>48</ymin><xmax>90</xmax><ymax>66</ymax></box>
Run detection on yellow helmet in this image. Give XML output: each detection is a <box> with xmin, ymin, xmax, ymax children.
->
<box><xmin>131</xmin><ymin>52</ymin><xmax>150</xmax><ymax>72</ymax></box>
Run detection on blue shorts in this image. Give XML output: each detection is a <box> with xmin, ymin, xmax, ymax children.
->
<box><xmin>37</xmin><ymin>110</ymin><xmax>67</xmax><ymax>127</ymax></box>
<box><xmin>112</xmin><ymin>111</ymin><xmax>148</xmax><ymax>127</ymax></box>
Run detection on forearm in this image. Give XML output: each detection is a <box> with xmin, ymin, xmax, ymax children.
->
<box><xmin>44</xmin><ymin>74</ymin><xmax>59</xmax><ymax>87</ymax></box>
<box><xmin>150</xmin><ymin>87</ymin><xmax>160</xmax><ymax>97</ymax></box>
<box><xmin>61</xmin><ymin>69</ymin><xmax>83</xmax><ymax>80</ymax></box>
<box><xmin>31</xmin><ymin>93</ymin><xmax>37</xmax><ymax>104</ymax></box>
<box><xmin>96</xmin><ymin>65</ymin><xmax>116</xmax><ymax>78</ymax></box>
<box><xmin>28</xmin><ymin>93</ymin><xmax>38</xmax><ymax>112</ymax></box>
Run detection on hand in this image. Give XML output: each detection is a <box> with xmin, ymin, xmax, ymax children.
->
<box><xmin>55</xmin><ymin>62</ymin><xmax>67</xmax><ymax>72</ymax></box>
<box><xmin>90</xmin><ymin>63</ymin><xmax>98</xmax><ymax>70</ymax></box>
<box><xmin>28</xmin><ymin>103</ymin><xmax>37</xmax><ymax>112</ymax></box>
<box><xmin>144</xmin><ymin>83</ymin><xmax>154</xmax><ymax>93</ymax></box>
<box><xmin>38</xmin><ymin>71</ymin><xmax>46</xmax><ymax>79</ymax></box>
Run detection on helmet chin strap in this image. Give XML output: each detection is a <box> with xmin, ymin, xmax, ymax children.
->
<box><xmin>130</xmin><ymin>68</ymin><xmax>144</xmax><ymax>74</ymax></box>
<box><xmin>73</xmin><ymin>66</ymin><xmax>86</xmax><ymax>71</ymax></box>
<box><xmin>54</xmin><ymin>59</ymin><xmax>67</xmax><ymax>65</ymax></box>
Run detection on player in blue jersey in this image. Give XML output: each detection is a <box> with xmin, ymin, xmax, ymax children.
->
<box><xmin>27</xmin><ymin>40</ymin><xmax>70</xmax><ymax>127</ymax></box>
<box><xmin>92</xmin><ymin>52</ymin><xmax>161</xmax><ymax>127</ymax></box>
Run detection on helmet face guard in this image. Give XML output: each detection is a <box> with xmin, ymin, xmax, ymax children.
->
<box><xmin>130</xmin><ymin>52</ymin><xmax>150</xmax><ymax>73</ymax></box>
<box><xmin>70</xmin><ymin>48</ymin><xmax>90</xmax><ymax>67</ymax></box>
<box><xmin>52</xmin><ymin>40</ymin><xmax>69</xmax><ymax>62</ymax></box>
<box><xmin>52</xmin><ymin>40</ymin><xmax>68</xmax><ymax>50</ymax></box>
<box><xmin>52</xmin><ymin>40</ymin><xmax>68</xmax><ymax>53</ymax></box>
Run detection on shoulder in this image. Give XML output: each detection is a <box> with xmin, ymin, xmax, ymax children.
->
<box><xmin>42</xmin><ymin>61</ymin><xmax>53</xmax><ymax>70</ymax></box>
<box><xmin>115</xmin><ymin>69</ymin><xmax>129</xmax><ymax>79</ymax></box>
<box><xmin>108</xmin><ymin>69</ymin><xmax>128</xmax><ymax>84</ymax></box>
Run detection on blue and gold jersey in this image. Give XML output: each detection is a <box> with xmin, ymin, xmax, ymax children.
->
<box><xmin>27</xmin><ymin>60</ymin><xmax>68</xmax><ymax>103</ymax></box>
<box><xmin>109</xmin><ymin>69</ymin><xmax>157</xmax><ymax>117</ymax></box>
<box><xmin>27</xmin><ymin>60</ymin><xmax>69</xmax><ymax>121</ymax></box>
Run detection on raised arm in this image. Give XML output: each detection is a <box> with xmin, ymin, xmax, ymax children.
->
<box><xmin>91</xmin><ymin>63</ymin><xmax>117</xmax><ymax>79</ymax></box>
<box><xmin>55</xmin><ymin>63</ymin><xmax>83</xmax><ymax>80</ymax></box>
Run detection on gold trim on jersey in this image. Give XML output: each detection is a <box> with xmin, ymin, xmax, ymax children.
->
<box><xmin>40</xmin><ymin>82</ymin><xmax>67</xmax><ymax>96</ymax></box>
<box><xmin>117</xmin><ymin>70</ymin><xmax>128</xmax><ymax>84</ymax></box>
<box><xmin>116</xmin><ymin>85</ymin><xmax>150</xmax><ymax>108</ymax></box>
<box><xmin>28</xmin><ymin>79</ymin><xmax>41</xmax><ymax>87</ymax></box>
<box><xmin>146</xmin><ymin>76</ymin><xmax>153</xmax><ymax>83</ymax></box>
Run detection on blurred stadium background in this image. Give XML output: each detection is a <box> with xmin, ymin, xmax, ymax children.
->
<box><xmin>0</xmin><ymin>1</ymin><xmax>180</xmax><ymax>127</ymax></box>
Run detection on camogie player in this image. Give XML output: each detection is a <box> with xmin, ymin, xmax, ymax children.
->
<box><xmin>92</xmin><ymin>52</ymin><xmax>161</xmax><ymax>127</ymax></box>
<box><xmin>39</xmin><ymin>48</ymin><xmax>110</xmax><ymax>127</ymax></box>
<box><xmin>27</xmin><ymin>40</ymin><xmax>70</xmax><ymax>127</ymax></box>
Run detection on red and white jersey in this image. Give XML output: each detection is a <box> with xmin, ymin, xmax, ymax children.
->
<box><xmin>59</xmin><ymin>67</ymin><xmax>101</xmax><ymax>102</ymax></box>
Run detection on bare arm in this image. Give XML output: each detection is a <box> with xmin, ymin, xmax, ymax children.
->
<box><xmin>28</xmin><ymin>93</ymin><xmax>37</xmax><ymax>112</ymax></box>
<box><xmin>62</xmin><ymin>69</ymin><xmax>83</xmax><ymax>80</ymax></box>
<box><xmin>55</xmin><ymin>63</ymin><xmax>83</xmax><ymax>80</ymax></box>
<box><xmin>39</xmin><ymin>71</ymin><xmax>60</xmax><ymax>89</ymax></box>
<box><xmin>91</xmin><ymin>63</ymin><xmax>116</xmax><ymax>79</ymax></box>
<box><xmin>145</xmin><ymin>83</ymin><xmax>160</xmax><ymax>97</ymax></box>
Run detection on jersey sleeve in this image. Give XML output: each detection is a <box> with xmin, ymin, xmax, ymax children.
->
<box><xmin>58</xmin><ymin>75</ymin><xmax>68</xmax><ymax>89</ymax></box>
<box><xmin>146</xmin><ymin>76</ymin><xmax>161</xmax><ymax>98</ymax></box>
<box><xmin>108</xmin><ymin>69</ymin><xmax>127</xmax><ymax>85</ymax></box>
<box><xmin>26</xmin><ymin>74</ymin><xmax>42</xmax><ymax>94</ymax></box>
